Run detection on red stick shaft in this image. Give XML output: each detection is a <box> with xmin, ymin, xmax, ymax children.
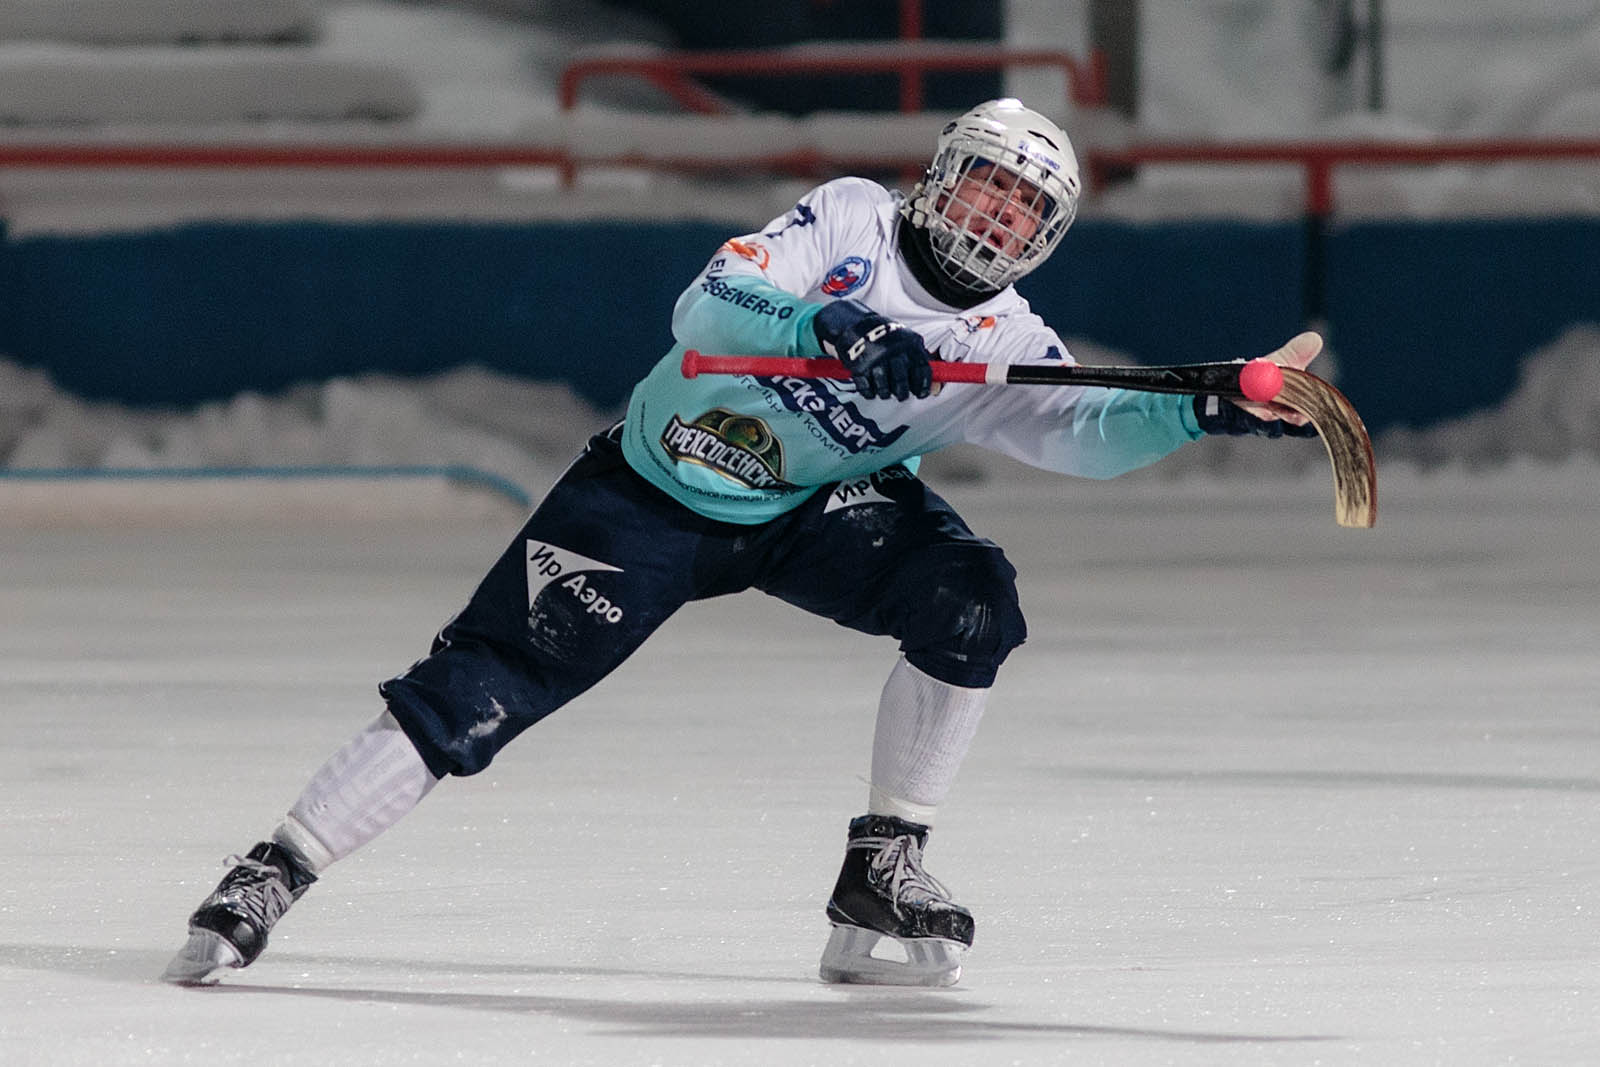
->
<box><xmin>680</xmin><ymin>350</ymin><xmax>989</xmax><ymax>383</ymax></box>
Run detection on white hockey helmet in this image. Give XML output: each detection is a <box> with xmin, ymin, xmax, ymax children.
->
<box><xmin>903</xmin><ymin>98</ymin><xmax>1081</xmax><ymax>291</ymax></box>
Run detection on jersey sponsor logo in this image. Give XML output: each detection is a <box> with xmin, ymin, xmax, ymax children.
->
<box><xmin>759</xmin><ymin>376</ymin><xmax>909</xmax><ymax>455</ymax></box>
<box><xmin>823</xmin><ymin>464</ymin><xmax>913</xmax><ymax>513</ymax></box>
<box><xmin>824</xmin><ymin>476</ymin><xmax>890</xmax><ymax>512</ymax></box>
<box><xmin>661</xmin><ymin>409</ymin><xmax>795</xmax><ymax>490</ymax></box>
<box><xmin>526</xmin><ymin>541</ymin><xmax>624</xmax><ymax>624</ymax></box>
<box><xmin>960</xmin><ymin>314</ymin><xmax>996</xmax><ymax>334</ymax></box>
<box><xmin>720</xmin><ymin>238</ymin><xmax>770</xmax><ymax>270</ymax></box>
<box><xmin>820</xmin><ymin>256</ymin><xmax>872</xmax><ymax>297</ymax></box>
<box><xmin>699</xmin><ymin>275</ymin><xmax>796</xmax><ymax>319</ymax></box>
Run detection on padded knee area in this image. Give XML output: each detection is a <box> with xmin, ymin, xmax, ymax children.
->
<box><xmin>899</xmin><ymin>548</ymin><xmax>1026</xmax><ymax>688</ymax></box>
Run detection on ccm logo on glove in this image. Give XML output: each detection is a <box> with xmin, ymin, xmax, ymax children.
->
<box><xmin>846</xmin><ymin>321</ymin><xmax>903</xmax><ymax>360</ymax></box>
<box><xmin>814</xmin><ymin>298</ymin><xmax>934</xmax><ymax>401</ymax></box>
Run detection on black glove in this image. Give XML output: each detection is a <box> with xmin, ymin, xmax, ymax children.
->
<box><xmin>1193</xmin><ymin>395</ymin><xmax>1319</xmax><ymax>438</ymax></box>
<box><xmin>813</xmin><ymin>298</ymin><xmax>933</xmax><ymax>401</ymax></box>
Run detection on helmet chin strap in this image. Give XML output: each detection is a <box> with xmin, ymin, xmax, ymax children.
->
<box><xmin>902</xmin><ymin>177</ymin><xmax>933</xmax><ymax>229</ymax></box>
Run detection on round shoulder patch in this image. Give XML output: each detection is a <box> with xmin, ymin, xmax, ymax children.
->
<box><xmin>820</xmin><ymin>256</ymin><xmax>872</xmax><ymax>297</ymax></box>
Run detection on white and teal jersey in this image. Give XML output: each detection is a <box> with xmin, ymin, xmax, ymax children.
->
<box><xmin>621</xmin><ymin>177</ymin><xmax>1205</xmax><ymax>524</ymax></box>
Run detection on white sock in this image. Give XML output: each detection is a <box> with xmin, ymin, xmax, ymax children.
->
<box><xmin>867</xmin><ymin>656</ymin><xmax>989</xmax><ymax>826</ymax></box>
<box><xmin>271</xmin><ymin>709</ymin><xmax>438</xmax><ymax>873</ymax></box>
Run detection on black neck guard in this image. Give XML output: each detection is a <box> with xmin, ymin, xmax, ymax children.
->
<box><xmin>896</xmin><ymin>214</ymin><xmax>1002</xmax><ymax>310</ymax></box>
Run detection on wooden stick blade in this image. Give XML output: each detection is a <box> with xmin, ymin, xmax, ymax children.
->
<box><xmin>1275</xmin><ymin>368</ymin><xmax>1377</xmax><ymax>528</ymax></box>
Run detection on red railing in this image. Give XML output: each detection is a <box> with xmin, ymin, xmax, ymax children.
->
<box><xmin>0</xmin><ymin>143</ymin><xmax>567</xmax><ymax>168</ymax></box>
<box><xmin>2</xmin><ymin>133</ymin><xmax>1595</xmax><ymax>319</ymax></box>
<box><xmin>0</xmin><ymin>138</ymin><xmax>924</xmax><ymax>180</ymax></box>
<box><xmin>558</xmin><ymin>42</ymin><xmax>1108</xmax><ymax>116</ymax></box>
<box><xmin>1086</xmin><ymin>138</ymin><xmax>1600</xmax><ymax>217</ymax></box>
<box><xmin>7</xmin><ymin>135</ymin><xmax>1595</xmax><ymax>203</ymax></box>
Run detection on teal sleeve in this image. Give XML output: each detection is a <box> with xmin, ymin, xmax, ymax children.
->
<box><xmin>672</xmin><ymin>274</ymin><xmax>825</xmax><ymax>357</ymax></box>
<box><xmin>1061</xmin><ymin>389</ymin><xmax>1206</xmax><ymax>480</ymax></box>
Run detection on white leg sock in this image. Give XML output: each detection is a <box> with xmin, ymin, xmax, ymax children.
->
<box><xmin>867</xmin><ymin>656</ymin><xmax>990</xmax><ymax>826</ymax></box>
<box><xmin>271</xmin><ymin>709</ymin><xmax>439</xmax><ymax>873</ymax></box>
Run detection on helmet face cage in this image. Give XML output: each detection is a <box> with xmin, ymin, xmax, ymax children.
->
<box><xmin>913</xmin><ymin>101</ymin><xmax>1081</xmax><ymax>291</ymax></box>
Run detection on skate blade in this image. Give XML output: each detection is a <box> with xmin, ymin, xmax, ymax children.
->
<box><xmin>161</xmin><ymin>929</ymin><xmax>243</xmax><ymax>985</ymax></box>
<box><xmin>818</xmin><ymin>923</ymin><xmax>964</xmax><ymax>987</ymax></box>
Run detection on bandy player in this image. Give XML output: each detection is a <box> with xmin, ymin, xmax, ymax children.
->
<box><xmin>166</xmin><ymin>99</ymin><xmax>1319</xmax><ymax>988</ymax></box>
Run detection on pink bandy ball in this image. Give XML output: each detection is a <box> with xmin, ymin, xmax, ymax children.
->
<box><xmin>1239</xmin><ymin>358</ymin><xmax>1284</xmax><ymax>403</ymax></box>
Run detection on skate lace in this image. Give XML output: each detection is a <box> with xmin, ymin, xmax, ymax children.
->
<box><xmin>212</xmin><ymin>855</ymin><xmax>295</xmax><ymax>930</ymax></box>
<box><xmin>862</xmin><ymin>834</ymin><xmax>952</xmax><ymax>919</ymax></box>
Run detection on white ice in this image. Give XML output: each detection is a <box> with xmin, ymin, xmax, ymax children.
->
<box><xmin>2</xmin><ymin>454</ymin><xmax>1599</xmax><ymax>1065</ymax></box>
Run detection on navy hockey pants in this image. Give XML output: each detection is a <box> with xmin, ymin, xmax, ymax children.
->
<box><xmin>381</xmin><ymin>427</ymin><xmax>1026</xmax><ymax>778</ymax></box>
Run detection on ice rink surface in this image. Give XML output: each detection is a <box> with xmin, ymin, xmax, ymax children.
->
<box><xmin>2</xmin><ymin>458</ymin><xmax>1597</xmax><ymax>1065</ymax></box>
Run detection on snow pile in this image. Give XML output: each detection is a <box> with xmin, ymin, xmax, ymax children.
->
<box><xmin>1378</xmin><ymin>324</ymin><xmax>1600</xmax><ymax>472</ymax></box>
<box><xmin>4</xmin><ymin>323</ymin><xmax>1598</xmax><ymax>506</ymax></box>
<box><xmin>0</xmin><ymin>360</ymin><xmax>615</xmax><ymax>501</ymax></box>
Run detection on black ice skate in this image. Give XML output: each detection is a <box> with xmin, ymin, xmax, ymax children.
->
<box><xmin>161</xmin><ymin>841</ymin><xmax>317</xmax><ymax>985</ymax></box>
<box><xmin>819</xmin><ymin>814</ymin><xmax>974</xmax><ymax>987</ymax></box>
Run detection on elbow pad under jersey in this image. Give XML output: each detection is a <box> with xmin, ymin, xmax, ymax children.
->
<box><xmin>673</xmin><ymin>271</ymin><xmax>824</xmax><ymax>358</ymax></box>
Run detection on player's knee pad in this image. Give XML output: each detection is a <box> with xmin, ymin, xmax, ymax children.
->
<box><xmin>900</xmin><ymin>548</ymin><xmax>1026</xmax><ymax>688</ymax></box>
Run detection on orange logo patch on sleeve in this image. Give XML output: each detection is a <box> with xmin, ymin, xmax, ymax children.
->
<box><xmin>721</xmin><ymin>239</ymin><xmax>771</xmax><ymax>270</ymax></box>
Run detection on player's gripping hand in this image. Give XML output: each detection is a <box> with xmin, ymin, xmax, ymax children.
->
<box><xmin>1192</xmin><ymin>396</ymin><xmax>1320</xmax><ymax>438</ymax></box>
<box><xmin>814</xmin><ymin>298</ymin><xmax>934</xmax><ymax>401</ymax></box>
<box><xmin>1194</xmin><ymin>330</ymin><xmax>1321</xmax><ymax>438</ymax></box>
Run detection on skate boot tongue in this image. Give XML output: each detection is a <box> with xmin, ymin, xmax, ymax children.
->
<box><xmin>819</xmin><ymin>813</ymin><xmax>974</xmax><ymax>987</ymax></box>
<box><xmin>868</xmin><ymin>832</ymin><xmax>950</xmax><ymax>919</ymax></box>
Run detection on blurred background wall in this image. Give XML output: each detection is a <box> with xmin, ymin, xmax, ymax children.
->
<box><xmin>0</xmin><ymin>0</ymin><xmax>1596</xmax><ymax>446</ymax></box>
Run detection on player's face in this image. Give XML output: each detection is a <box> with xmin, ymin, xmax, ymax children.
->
<box><xmin>939</xmin><ymin>162</ymin><xmax>1048</xmax><ymax>257</ymax></box>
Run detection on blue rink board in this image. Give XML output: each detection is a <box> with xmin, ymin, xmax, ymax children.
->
<box><xmin>2</xmin><ymin>216</ymin><xmax>1595</xmax><ymax>433</ymax></box>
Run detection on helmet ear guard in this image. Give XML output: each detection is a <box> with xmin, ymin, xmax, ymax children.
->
<box><xmin>903</xmin><ymin>99</ymin><xmax>1081</xmax><ymax>292</ymax></box>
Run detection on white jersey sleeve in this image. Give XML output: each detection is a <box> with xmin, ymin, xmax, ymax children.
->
<box><xmin>949</xmin><ymin>316</ymin><xmax>1205</xmax><ymax>479</ymax></box>
<box><xmin>669</xmin><ymin>177</ymin><xmax>885</xmax><ymax>355</ymax></box>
